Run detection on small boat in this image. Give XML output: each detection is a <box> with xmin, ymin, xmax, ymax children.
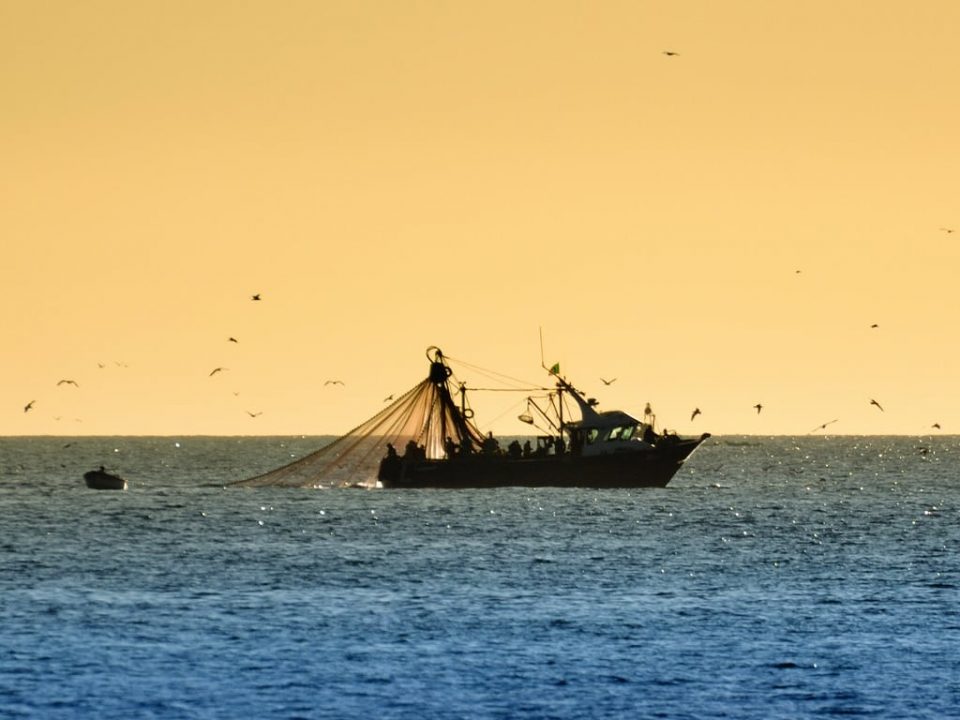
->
<box><xmin>233</xmin><ymin>346</ymin><xmax>710</xmax><ymax>489</ymax></box>
<box><xmin>83</xmin><ymin>466</ymin><xmax>128</xmax><ymax>490</ymax></box>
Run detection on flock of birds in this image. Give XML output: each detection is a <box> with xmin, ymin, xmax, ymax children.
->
<box><xmin>20</xmin><ymin>298</ymin><xmax>949</xmax><ymax>434</ymax></box>
<box><xmin>22</xmin><ymin>293</ymin><xmax>305</xmax><ymax>423</ymax></box>
<box><xmin>652</xmin><ymin>53</ymin><xmax>947</xmax><ymax>432</ymax></box>
<box><xmin>202</xmin><ymin>294</ymin><xmax>348</xmax><ymax>418</ymax></box>
<box><xmin>19</xmin><ymin>291</ymin><xmax>371</xmax><ymax>426</ymax></box>
<box><xmin>20</xmin><ymin>216</ymin><xmax>957</xmax><ymax>433</ymax></box>
<box><xmin>679</xmin><ymin>311</ymin><xmax>945</xmax><ymax>434</ymax></box>
<box><xmin>685</xmin><ymin>397</ymin><xmax>935</xmax><ymax>433</ymax></box>
<box><xmin>597</xmin><ymin>298</ymin><xmax>944</xmax><ymax>435</ymax></box>
<box><xmin>21</xmin><ymin>266</ymin><xmax>952</xmax><ymax>434</ymax></box>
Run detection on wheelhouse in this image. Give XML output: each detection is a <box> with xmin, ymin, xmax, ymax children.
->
<box><xmin>566</xmin><ymin>410</ymin><xmax>653</xmax><ymax>456</ymax></box>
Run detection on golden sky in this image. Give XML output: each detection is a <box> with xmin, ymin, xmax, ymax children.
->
<box><xmin>3</xmin><ymin>1</ymin><xmax>958</xmax><ymax>436</ymax></box>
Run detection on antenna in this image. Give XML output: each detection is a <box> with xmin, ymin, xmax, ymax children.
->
<box><xmin>539</xmin><ymin>326</ymin><xmax>546</xmax><ymax>371</ymax></box>
<box><xmin>539</xmin><ymin>326</ymin><xmax>566</xmax><ymax>432</ymax></box>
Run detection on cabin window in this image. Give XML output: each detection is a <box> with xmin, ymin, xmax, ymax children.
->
<box><xmin>606</xmin><ymin>425</ymin><xmax>636</xmax><ymax>442</ymax></box>
<box><xmin>586</xmin><ymin>428</ymin><xmax>599</xmax><ymax>444</ymax></box>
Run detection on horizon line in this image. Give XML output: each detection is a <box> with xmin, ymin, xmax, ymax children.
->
<box><xmin>1</xmin><ymin>432</ymin><xmax>954</xmax><ymax>439</ymax></box>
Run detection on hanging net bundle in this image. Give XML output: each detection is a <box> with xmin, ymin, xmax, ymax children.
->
<box><xmin>230</xmin><ymin>348</ymin><xmax>486</xmax><ymax>488</ymax></box>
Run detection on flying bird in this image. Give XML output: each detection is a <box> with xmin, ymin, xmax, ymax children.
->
<box><xmin>246</xmin><ymin>411</ymin><xmax>262</xmax><ymax>418</ymax></box>
<box><xmin>57</xmin><ymin>379</ymin><xmax>79</xmax><ymax>387</ymax></box>
<box><xmin>384</xmin><ymin>394</ymin><xmax>395</xmax><ymax>403</ymax></box>
<box><xmin>324</xmin><ymin>380</ymin><xmax>345</xmax><ymax>386</ymax></box>
<box><xmin>939</xmin><ymin>227</ymin><xmax>954</xmax><ymax>234</ymax></box>
<box><xmin>690</xmin><ymin>407</ymin><xmax>701</xmax><ymax>421</ymax></box>
<box><xmin>600</xmin><ymin>377</ymin><xmax>617</xmax><ymax>385</ymax></box>
<box><xmin>228</xmin><ymin>337</ymin><xmax>239</xmax><ymax>343</ymax></box>
<box><xmin>870</xmin><ymin>324</ymin><xmax>879</xmax><ymax>329</ymax></box>
<box><xmin>809</xmin><ymin>419</ymin><xmax>839</xmax><ymax>433</ymax></box>
<box><xmin>662</xmin><ymin>50</ymin><xmax>679</xmax><ymax>56</ymax></box>
<box><xmin>251</xmin><ymin>293</ymin><xmax>262</xmax><ymax>301</ymax></box>
<box><xmin>209</xmin><ymin>367</ymin><xmax>228</xmax><ymax>376</ymax></box>
<box><xmin>870</xmin><ymin>398</ymin><xmax>884</xmax><ymax>412</ymax></box>
<box><xmin>24</xmin><ymin>400</ymin><xmax>35</xmax><ymax>413</ymax></box>
<box><xmin>753</xmin><ymin>403</ymin><xmax>763</xmax><ymax>414</ymax></box>
<box><xmin>932</xmin><ymin>423</ymin><xmax>941</xmax><ymax>429</ymax></box>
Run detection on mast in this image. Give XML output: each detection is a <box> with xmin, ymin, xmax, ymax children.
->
<box><xmin>541</xmin><ymin>328</ymin><xmax>566</xmax><ymax>445</ymax></box>
<box><xmin>558</xmin><ymin>381</ymin><xmax>564</xmax><ymax>438</ymax></box>
<box><xmin>427</xmin><ymin>347</ymin><xmax>479</xmax><ymax>452</ymax></box>
<box><xmin>429</xmin><ymin>347</ymin><xmax>450</xmax><ymax>449</ymax></box>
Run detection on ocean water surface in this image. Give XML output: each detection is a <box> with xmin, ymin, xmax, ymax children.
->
<box><xmin>1</xmin><ymin>435</ymin><xmax>957</xmax><ymax>719</ymax></box>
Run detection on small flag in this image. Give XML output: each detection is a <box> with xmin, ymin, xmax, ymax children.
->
<box><xmin>548</xmin><ymin>362</ymin><xmax>560</xmax><ymax>375</ymax></box>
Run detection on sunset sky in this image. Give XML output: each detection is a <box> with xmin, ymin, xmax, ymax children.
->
<box><xmin>3</xmin><ymin>1</ymin><xmax>958</xmax><ymax>437</ymax></box>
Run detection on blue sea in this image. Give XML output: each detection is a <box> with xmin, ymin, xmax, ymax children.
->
<box><xmin>1</xmin><ymin>436</ymin><xmax>957</xmax><ymax>719</ymax></box>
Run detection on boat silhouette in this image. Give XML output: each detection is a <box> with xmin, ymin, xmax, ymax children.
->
<box><xmin>376</xmin><ymin>348</ymin><xmax>710</xmax><ymax>489</ymax></box>
<box><xmin>233</xmin><ymin>347</ymin><xmax>709</xmax><ymax>489</ymax></box>
<box><xmin>83</xmin><ymin>466</ymin><xmax>128</xmax><ymax>490</ymax></box>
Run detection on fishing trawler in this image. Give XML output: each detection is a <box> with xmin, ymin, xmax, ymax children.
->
<box><xmin>232</xmin><ymin>347</ymin><xmax>709</xmax><ymax>490</ymax></box>
<box><xmin>375</xmin><ymin>348</ymin><xmax>709</xmax><ymax>489</ymax></box>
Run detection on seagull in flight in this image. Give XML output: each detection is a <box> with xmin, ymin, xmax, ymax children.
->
<box><xmin>870</xmin><ymin>323</ymin><xmax>879</xmax><ymax>329</ymax></box>
<box><xmin>600</xmin><ymin>377</ymin><xmax>617</xmax><ymax>385</ymax></box>
<box><xmin>809</xmin><ymin>419</ymin><xmax>839</xmax><ymax>433</ymax></box>
<box><xmin>324</xmin><ymin>380</ymin><xmax>345</xmax><ymax>386</ymax></box>
<box><xmin>251</xmin><ymin>293</ymin><xmax>262</xmax><ymax>301</ymax></box>
<box><xmin>662</xmin><ymin>50</ymin><xmax>679</xmax><ymax>56</ymax></box>
<box><xmin>753</xmin><ymin>403</ymin><xmax>763</xmax><ymax>414</ymax></box>
<box><xmin>940</xmin><ymin>227</ymin><xmax>954</xmax><ymax>234</ymax></box>
<box><xmin>690</xmin><ymin>407</ymin><xmax>701</xmax><ymax>421</ymax></box>
<box><xmin>209</xmin><ymin>367</ymin><xmax>228</xmax><ymax>377</ymax></box>
<box><xmin>246</xmin><ymin>411</ymin><xmax>262</xmax><ymax>418</ymax></box>
<box><xmin>384</xmin><ymin>394</ymin><xmax>395</xmax><ymax>403</ymax></box>
<box><xmin>228</xmin><ymin>337</ymin><xmax>239</xmax><ymax>343</ymax></box>
<box><xmin>870</xmin><ymin>398</ymin><xmax>884</xmax><ymax>412</ymax></box>
<box><xmin>57</xmin><ymin>379</ymin><xmax>80</xmax><ymax>387</ymax></box>
<box><xmin>931</xmin><ymin>422</ymin><xmax>941</xmax><ymax>429</ymax></box>
<box><xmin>24</xmin><ymin>400</ymin><xmax>35</xmax><ymax>413</ymax></box>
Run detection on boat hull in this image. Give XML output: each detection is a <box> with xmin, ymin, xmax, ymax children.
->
<box><xmin>379</xmin><ymin>435</ymin><xmax>708</xmax><ymax>489</ymax></box>
<box><xmin>83</xmin><ymin>470</ymin><xmax>128</xmax><ymax>490</ymax></box>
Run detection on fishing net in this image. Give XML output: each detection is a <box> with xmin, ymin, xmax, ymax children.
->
<box><xmin>229</xmin><ymin>348</ymin><xmax>486</xmax><ymax>488</ymax></box>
